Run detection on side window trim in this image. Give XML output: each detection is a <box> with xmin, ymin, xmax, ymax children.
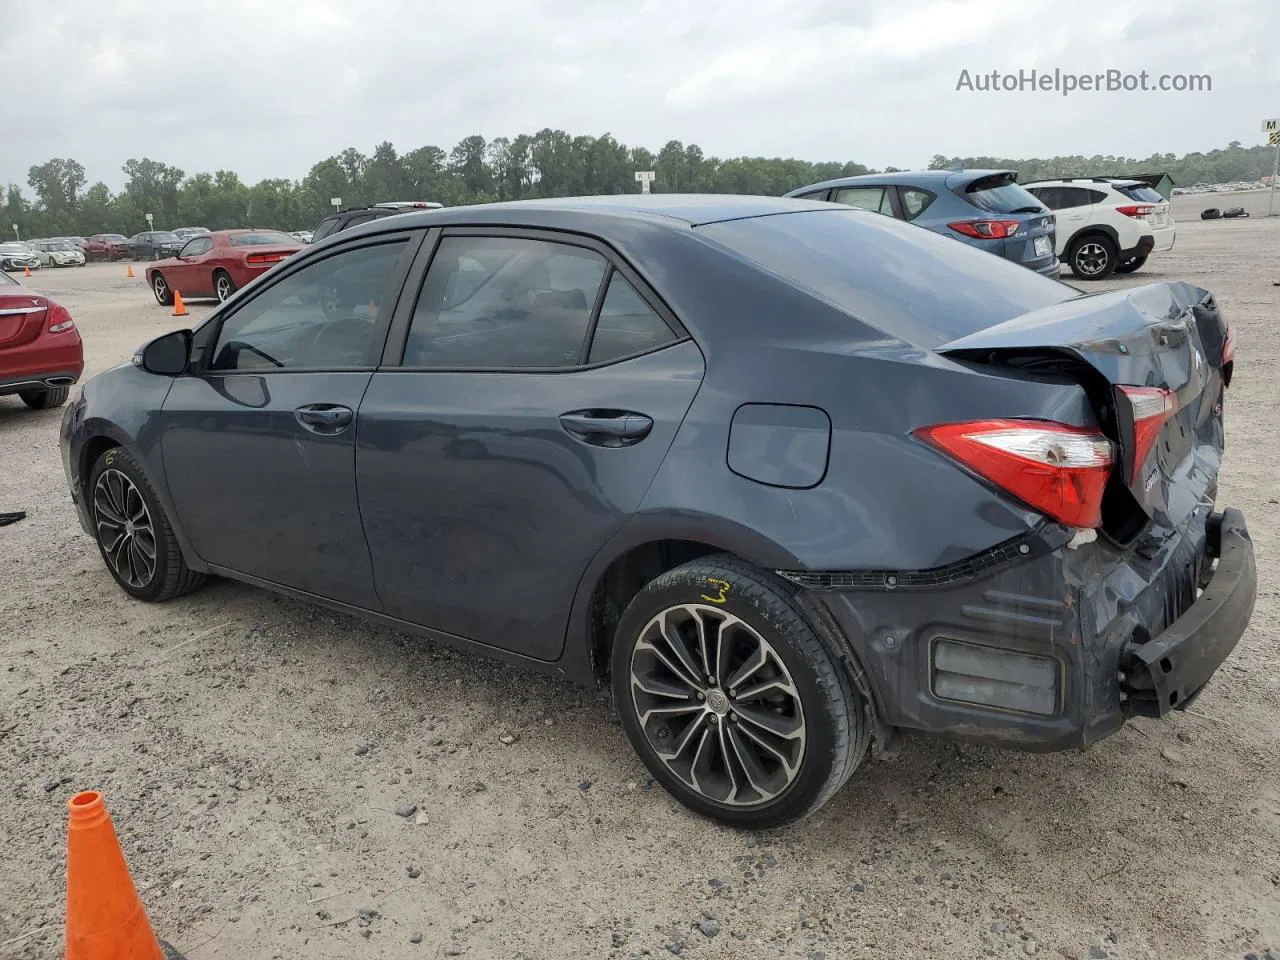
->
<box><xmin>382</xmin><ymin>225</ymin><xmax>689</xmax><ymax>372</ymax></box>
<box><xmin>193</xmin><ymin>230</ymin><xmax>425</xmax><ymax>375</ymax></box>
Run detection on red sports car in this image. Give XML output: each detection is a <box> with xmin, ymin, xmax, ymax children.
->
<box><xmin>0</xmin><ymin>268</ymin><xmax>84</xmax><ymax>410</ymax></box>
<box><xmin>145</xmin><ymin>229</ymin><xmax>303</xmax><ymax>305</ymax></box>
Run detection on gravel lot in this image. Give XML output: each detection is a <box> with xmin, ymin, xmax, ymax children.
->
<box><xmin>2</xmin><ymin>193</ymin><xmax>1278</xmax><ymax>960</ymax></box>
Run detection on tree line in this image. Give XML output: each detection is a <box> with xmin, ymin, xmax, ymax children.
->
<box><xmin>3</xmin><ymin>131</ymin><xmax>1275</xmax><ymax>239</ymax></box>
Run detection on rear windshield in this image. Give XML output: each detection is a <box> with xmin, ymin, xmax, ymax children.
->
<box><xmin>961</xmin><ymin>174</ymin><xmax>1045</xmax><ymax>214</ymax></box>
<box><xmin>229</xmin><ymin>231</ymin><xmax>297</xmax><ymax>246</ymax></box>
<box><xmin>1114</xmin><ymin>183</ymin><xmax>1164</xmax><ymax>203</ymax></box>
<box><xmin>311</xmin><ymin>217</ymin><xmax>340</xmax><ymax>242</ymax></box>
<box><xmin>697</xmin><ymin>209</ymin><xmax>1072</xmax><ymax>348</ymax></box>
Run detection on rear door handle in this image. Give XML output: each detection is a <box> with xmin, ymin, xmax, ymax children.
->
<box><xmin>559</xmin><ymin>411</ymin><xmax>653</xmax><ymax>446</ymax></box>
<box><xmin>295</xmin><ymin>403</ymin><xmax>354</xmax><ymax>434</ymax></box>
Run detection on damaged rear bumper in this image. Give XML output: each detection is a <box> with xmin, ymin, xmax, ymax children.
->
<box><xmin>786</xmin><ymin>508</ymin><xmax>1255</xmax><ymax>752</ymax></box>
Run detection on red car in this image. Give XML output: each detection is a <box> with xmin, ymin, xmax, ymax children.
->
<box><xmin>145</xmin><ymin>229</ymin><xmax>303</xmax><ymax>305</ymax></box>
<box><xmin>84</xmin><ymin>234</ymin><xmax>130</xmax><ymax>262</ymax></box>
<box><xmin>0</xmin><ymin>269</ymin><xmax>84</xmax><ymax>410</ymax></box>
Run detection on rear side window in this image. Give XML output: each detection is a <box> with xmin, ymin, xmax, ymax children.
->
<box><xmin>404</xmin><ymin>235</ymin><xmax>608</xmax><ymax>368</ymax></box>
<box><xmin>831</xmin><ymin>187</ymin><xmax>892</xmax><ymax>215</ymax></box>
<box><xmin>1115</xmin><ymin>183</ymin><xmax>1164</xmax><ymax>203</ymax></box>
<box><xmin>588</xmin><ymin>272</ymin><xmax>676</xmax><ymax>364</ymax></box>
<box><xmin>699</xmin><ymin>209</ymin><xmax>1071</xmax><ymax>348</ymax></box>
<box><xmin>961</xmin><ymin>174</ymin><xmax>1043</xmax><ymax>213</ymax></box>
<box><xmin>898</xmin><ymin>188</ymin><xmax>934</xmax><ymax>220</ymax></box>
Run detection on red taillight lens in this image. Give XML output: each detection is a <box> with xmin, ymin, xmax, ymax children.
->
<box><xmin>47</xmin><ymin>302</ymin><xmax>75</xmax><ymax>334</ymax></box>
<box><xmin>246</xmin><ymin>253</ymin><xmax>289</xmax><ymax>265</ymax></box>
<box><xmin>1116</xmin><ymin>386</ymin><xmax>1175</xmax><ymax>484</ymax></box>
<box><xmin>947</xmin><ymin>219</ymin><xmax>1022</xmax><ymax>240</ymax></box>
<box><xmin>1115</xmin><ymin>204</ymin><xmax>1155</xmax><ymax>218</ymax></box>
<box><xmin>914</xmin><ymin>419</ymin><xmax>1114</xmax><ymax>528</ymax></box>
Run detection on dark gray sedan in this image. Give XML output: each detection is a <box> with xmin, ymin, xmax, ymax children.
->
<box><xmin>60</xmin><ymin>195</ymin><xmax>1254</xmax><ymax>827</ymax></box>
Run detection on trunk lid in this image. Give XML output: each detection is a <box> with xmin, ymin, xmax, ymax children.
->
<box><xmin>0</xmin><ymin>292</ymin><xmax>49</xmax><ymax>349</ymax></box>
<box><xmin>937</xmin><ymin>282</ymin><xmax>1230</xmax><ymax>532</ymax></box>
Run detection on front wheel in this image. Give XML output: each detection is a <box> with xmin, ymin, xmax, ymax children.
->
<box><xmin>152</xmin><ymin>272</ymin><xmax>173</xmax><ymax>306</ymax></box>
<box><xmin>214</xmin><ymin>270</ymin><xmax>237</xmax><ymax>303</ymax></box>
<box><xmin>1068</xmin><ymin>234</ymin><xmax>1118</xmax><ymax>280</ymax></box>
<box><xmin>611</xmin><ymin>556</ymin><xmax>867</xmax><ymax>828</ymax></box>
<box><xmin>1115</xmin><ymin>254</ymin><xmax>1148</xmax><ymax>275</ymax></box>
<box><xmin>88</xmin><ymin>446</ymin><xmax>205</xmax><ymax>602</ymax></box>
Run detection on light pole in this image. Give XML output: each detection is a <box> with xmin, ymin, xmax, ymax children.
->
<box><xmin>11</xmin><ymin>224</ymin><xmax>18</xmax><ymax>241</ymax></box>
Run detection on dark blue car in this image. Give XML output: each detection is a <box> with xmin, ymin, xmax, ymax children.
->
<box><xmin>786</xmin><ymin>169</ymin><xmax>1060</xmax><ymax>278</ymax></box>
<box><xmin>61</xmin><ymin>195</ymin><xmax>1252</xmax><ymax>828</ymax></box>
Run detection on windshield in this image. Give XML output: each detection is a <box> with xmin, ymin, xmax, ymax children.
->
<box><xmin>229</xmin><ymin>231</ymin><xmax>298</xmax><ymax>246</ymax></box>
<box><xmin>152</xmin><ymin>232</ymin><xmax>180</xmax><ymax>242</ymax></box>
<box><xmin>0</xmin><ymin>242</ymin><xmax>28</xmax><ymax>253</ymax></box>
<box><xmin>962</xmin><ymin>175</ymin><xmax>1046</xmax><ymax>214</ymax></box>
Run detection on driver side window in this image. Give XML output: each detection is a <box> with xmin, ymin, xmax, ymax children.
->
<box><xmin>210</xmin><ymin>240</ymin><xmax>407</xmax><ymax>372</ymax></box>
<box><xmin>181</xmin><ymin>237</ymin><xmax>213</xmax><ymax>257</ymax></box>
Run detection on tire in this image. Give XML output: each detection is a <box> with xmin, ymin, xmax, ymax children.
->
<box><xmin>87</xmin><ymin>446</ymin><xmax>205</xmax><ymax>602</ymax></box>
<box><xmin>19</xmin><ymin>386</ymin><xmax>70</xmax><ymax>409</ymax></box>
<box><xmin>1067</xmin><ymin>233</ymin><xmax>1118</xmax><ymax>280</ymax></box>
<box><xmin>1201</xmin><ymin>208</ymin><xmax>1221</xmax><ymax>220</ymax></box>
<box><xmin>1115</xmin><ymin>254</ymin><xmax>1148</xmax><ymax>275</ymax></box>
<box><xmin>611</xmin><ymin>555</ymin><xmax>867</xmax><ymax>829</ymax></box>
<box><xmin>152</xmin><ymin>271</ymin><xmax>173</xmax><ymax>306</ymax></box>
<box><xmin>214</xmin><ymin>270</ymin><xmax>237</xmax><ymax>303</ymax></box>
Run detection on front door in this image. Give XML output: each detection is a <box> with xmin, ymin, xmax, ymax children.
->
<box><xmin>357</xmin><ymin>231</ymin><xmax>704</xmax><ymax>660</ymax></box>
<box><xmin>159</xmin><ymin>234</ymin><xmax>417</xmax><ymax>607</ymax></box>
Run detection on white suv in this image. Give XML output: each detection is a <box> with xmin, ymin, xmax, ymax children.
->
<box><xmin>1022</xmin><ymin>178</ymin><xmax>1175</xmax><ymax>280</ymax></box>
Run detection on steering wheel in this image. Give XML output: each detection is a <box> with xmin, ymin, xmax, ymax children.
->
<box><xmin>221</xmin><ymin>340</ymin><xmax>284</xmax><ymax>368</ymax></box>
<box><xmin>302</xmin><ymin>318</ymin><xmax>373</xmax><ymax>365</ymax></box>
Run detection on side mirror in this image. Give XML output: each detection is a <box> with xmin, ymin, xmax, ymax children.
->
<box><xmin>135</xmin><ymin>329</ymin><xmax>192</xmax><ymax>376</ymax></box>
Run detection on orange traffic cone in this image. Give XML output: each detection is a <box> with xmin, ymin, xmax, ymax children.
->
<box><xmin>172</xmin><ymin>291</ymin><xmax>188</xmax><ymax>317</ymax></box>
<box><xmin>23</xmin><ymin>264</ymin><xmax>31</xmax><ymax>277</ymax></box>
<box><xmin>65</xmin><ymin>790</ymin><xmax>168</xmax><ymax>960</ymax></box>
<box><xmin>127</xmin><ymin>264</ymin><xmax>135</xmax><ymax>278</ymax></box>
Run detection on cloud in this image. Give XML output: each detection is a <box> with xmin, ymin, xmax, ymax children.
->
<box><xmin>0</xmin><ymin>0</ymin><xmax>1275</xmax><ymax>192</ymax></box>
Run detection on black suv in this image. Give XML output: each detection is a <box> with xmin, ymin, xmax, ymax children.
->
<box><xmin>311</xmin><ymin>201</ymin><xmax>443</xmax><ymax>243</ymax></box>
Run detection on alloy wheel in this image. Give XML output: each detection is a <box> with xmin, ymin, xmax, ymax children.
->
<box><xmin>153</xmin><ymin>275</ymin><xmax>167</xmax><ymax>303</ymax></box>
<box><xmin>216</xmin><ymin>274</ymin><xmax>233</xmax><ymax>302</ymax></box>
<box><xmin>93</xmin><ymin>468</ymin><xmax>157</xmax><ymax>590</ymax></box>
<box><xmin>1074</xmin><ymin>242</ymin><xmax>1109</xmax><ymax>277</ymax></box>
<box><xmin>629</xmin><ymin>604</ymin><xmax>806</xmax><ymax>807</ymax></box>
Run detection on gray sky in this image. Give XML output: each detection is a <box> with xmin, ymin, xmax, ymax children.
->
<box><xmin>1</xmin><ymin>0</ymin><xmax>1275</xmax><ymax>192</ymax></box>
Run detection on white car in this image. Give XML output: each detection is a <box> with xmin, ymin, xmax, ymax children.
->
<box><xmin>1022</xmin><ymin>178</ymin><xmax>1175</xmax><ymax>280</ymax></box>
<box><xmin>31</xmin><ymin>239</ymin><xmax>87</xmax><ymax>267</ymax></box>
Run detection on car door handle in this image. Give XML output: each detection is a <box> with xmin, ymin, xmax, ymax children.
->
<box><xmin>295</xmin><ymin>404</ymin><xmax>354</xmax><ymax>433</ymax></box>
<box><xmin>559</xmin><ymin>411</ymin><xmax>653</xmax><ymax>446</ymax></box>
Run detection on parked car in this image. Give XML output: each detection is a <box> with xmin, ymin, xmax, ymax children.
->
<box><xmin>146</xmin><ymin>229</ymin><xmax>303</xmax><ymax>305</ymax></box>
<box><xmin>289</xmin><ymin>230</ymin><xmax>314</xmax><ymax>244</ymax></box>
<box><xmin>0</xmin><ymin>242</ymin><xmax>41</xmax><ymax>272</ymax></box>
<box><xmin>84</xmin><ymin>234</ymin><xmax>130</xmax><ymax>261</ymax></box>
<box><xmin>61</xmin><ymin>195</ymin><xmax>1252</xmax><ymax>828</ymax></box>
<box><xmin>1022</xmin><ymin>178</ymin><xmax>1175</xmax><ymax>279</ymax></box>
<box><xmin>128</xmin><ymin>231</ymin><xmax>185</xmax><ymax>261</ymax></box>
<box><xmin>31</xmin><ymin>239</ymin><xmax>87</xmax><ymax>267</ymax></box>
<box><xmin>311</xmin><ymin>201</ymin><xmax>443</xmax><ymax>243</ymax></box>
<box><xmin>0</xmin><ymin>267</ymin><xmax>83</xmax><ymax>409</ymax></box>
<box><xmin>785</xmin><ymin>170</ymin><xmax>1059</xmax><ymax>278</ymax></box>
<box><xmin>173</xmin><ymin>227</ymin><xmax>212</xmax><ymax>240</ymax></box>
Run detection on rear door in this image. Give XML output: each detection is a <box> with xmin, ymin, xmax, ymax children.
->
<box><xmin>159</xmin><ymin>232</ymin><xmax>419</xmax><ymax>606</ymax></box>
<box><xmin>356</xmin><ymin>228</ymin><xmax>705</xmax><ymax>660</ymax></box>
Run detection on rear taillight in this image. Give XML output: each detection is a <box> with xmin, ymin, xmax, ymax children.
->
<box><xmin>947</xmin><ymin>219</ymin><xmax>1022</xmax><ymax>240</ymax></box>
<box><xmin>1115</xmin><ymin>204</ymin><xmax>1155</xmax><ymax>218</ymax></box>
<box><xmin>1116</xmin><ymin>386</ymin><xmax>1175</xmax><ymax>483</ymax></box>
<box><xmin>913</xmin><ymin>419</ymin><xmax>1114</xmax><ymax>529</ymax></box>
<box><xmin>246</xmin><ymin>253</ymin><xmax>289</xmax><ymax>265</ymax></box>
<box><xmin>47</xmin><ymin>302</ymin><xmax>75</xmax><ymax>334</ymax></box>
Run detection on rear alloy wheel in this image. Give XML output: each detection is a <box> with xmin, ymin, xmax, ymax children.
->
<box><xmin>214</xmin><ymin>271</ymin><xmax>236</xmax><ymax>303</ymax></box>
<box><xmin>89</xmin><ymin>446</ymin><xmax>205</xmax><ymax>602</ymax></box>
<box><xmin>19</xmin><ymin>386</ymin><xmax>70</xmax><ymax>409</ymax></box>
<box><xmin>1115</xmin><ymin>254</ymin><xmax>1148</xmax><ymax>275</ymax></box>
<box><xmin>1068</xmin><ymin>234</ymin><xmax>1118</xmax><ymax>280</ymax></box>
<box><xmin>152</xmin><ymin>272</ymin><xmax>173</xmax><ymax>306</ymax></box>
<box><xmin>612</xmin><ymin>556</ymin><xmax>867</xmax><ymax>828</ymax></box>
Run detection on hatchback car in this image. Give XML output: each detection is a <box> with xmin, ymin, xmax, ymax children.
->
<box><xmin>146</xmin><ymin>229</ymin><xmax>304</xmax><ymax>305</ymax></box>
<box><xmin>32</xmin><ymin>239</ymin><xmax>87</xmax><ymax>267</ymax></box>
<box><xmin>61</xmin><ymin>195</ymin><xmax>1253</xmax><ymax>828</ymax></box>
<box><xmin>1</xmin><ymin>268</ymin><xmax>83</xmax><ymax>409</ymax></box>
<box><xmin>786</xmin><ymin>170</ymin><xmax>1059</xmax><ymax>278</ymax></box>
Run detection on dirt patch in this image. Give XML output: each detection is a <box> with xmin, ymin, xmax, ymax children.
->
<box><xmin>2</xmin><ymin>204</ymin><xmax>1278</xmax><ymax>959</ymax></box>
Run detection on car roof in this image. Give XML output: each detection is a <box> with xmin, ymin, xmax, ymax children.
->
<box><xmin>784</xmin><ymin>169</ymin><xmax>1018</xmax><ymax>196</ymax></box>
